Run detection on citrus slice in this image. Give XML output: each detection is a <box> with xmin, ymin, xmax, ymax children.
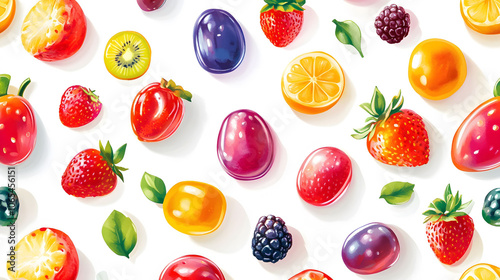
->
<box><xmin>460</xmin><ymin>263</ymin><xmax>500</xmax><ymax>280</ymax></box>
<box><xmin>461</xmin><ymin>0</ymin><xmax>500</xmax><ymax>34</ymax></box>
<box><xmin>7</xmin><ymin>228</ymin><xmax>79</xmax><ymax>280</ymax></box>
<box><xmin>104</xmin><ymin>31</ymin><xmax>151</xmax><ymax>80</ymax></box>
<box><xmin>282</xmin><ymin>51</ymin><xmax>345</xmax><ymax>114</ymax></box>
<box><xmin>0</xmin><ymin>0</ymin><xmax>15</xmax><ymax>33</ymax></box>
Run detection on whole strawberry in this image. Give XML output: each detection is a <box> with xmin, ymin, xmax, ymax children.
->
<box><xmin>62</xmin><ymin>141</ymin><xmax>127</xmax><ymax>198</ymax></box>
<box><xmin>260</xmin><ymin>0</ymin><xmax>305</xmax><ymax>47</ymax></box>
<box><xmin>352</xmin><ymin>87</ymin><xmax>430</xmax><ymax>167</ymax></box>
<box><xmin>59</xmin><ymin>85</ymin><xmax>102</xmax><ymax>128</ymax></box>
<box><xmin>423</xmin><ymin>184</ymin><xmax>474</xmax><ymax>265</ymax></box>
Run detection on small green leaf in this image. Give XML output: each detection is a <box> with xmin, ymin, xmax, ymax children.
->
<box><xmin>432</xmin><ymin>198</ymin><xmax>446</xmax><ymax>213</ymax></box>
<box><xmin>351</xmin><ymin>123</ymin><xmax>375</xmax><ymax>139</ymax></box>
<box><xmin>141</xmin><ymin>172</ymin><xmax>167</xmax><ymax>203</ymax></box>
<box><xmin>0</xmin><ymin>74</ymin><xmax>11</xmax><ymax>96</ymax></box>
<box><xmin>17</xmin><ymin>78</ymin><xmax>31</xmax><ymax>98</ymax></box>
<box><xmin>102</xmin><ymin>210</ymin><xmax>137</xmax><ymax>259</ymax></box>
<box><xmin>332</xmin><ymin>19</ymin><xmax>364</xmax><ymax>58</ymax></box>
<box><xmin>422</xmin><ymin>209</ymin><xmax>438</xmax><ymax>216</ymax></box>
<box><xmin>371</xmin><ymin>87</ymin><xmax>385</xmax><ymax>115</ymax></box>
<box><xmin>379</xmin><ymin>181</ymin><xmax>415</xmax><ymax>205</ymax></box>
<box><xmin>458</xmin><ymin>200</ymin><xmax>473</xmax><ymax>211</ymax></box>
<box><xmin>113</xmin><ymin>144</ymin><xmax>127</xmax><ymax>164</ymax></box>
<box><xmin>494</xmin><ymin>78</ymin><xmax>500</xmax><ymax>97</ymax></box>
<box><xmin>444</xmin><ymin>184</ymin><xmax>452</xmax><ymax>201</ymax></box>
<box><xmin>359</xmin><ymin>103</ymin><xmax>376</xmax><ymax>116</ymax></box>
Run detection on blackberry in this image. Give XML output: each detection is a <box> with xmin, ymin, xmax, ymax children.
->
<box><xmin>483</xmin><ymin>188</ymin><xmax>500</xmax><ymax>226</ymax></box>
<box><xmin>251</xmin><ymin>215</ymin><xmax>292</xmax><ymax>263</ymax></box>
<box><xmin>374</xmin><ymin>4</ymin><xmax>410</xmax><ymax>44</ymax></box>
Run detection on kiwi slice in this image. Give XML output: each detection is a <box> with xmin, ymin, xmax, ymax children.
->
<box><xmin>104</xmin><ymin>31</ymin><xmax>151</xmax><ymax>80</ymax></box>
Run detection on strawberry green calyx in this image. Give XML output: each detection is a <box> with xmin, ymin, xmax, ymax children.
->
<box><xmin>99</xmin><ymin>141</ymin><xmax>128</xmax><ymax>182</ymax></box>
<box><xmin>261</xmin><ymin>0</ymin><xmax>306</xmax><ymax>13</ymax></box>
<box><xmin>423</xmin><ymin>184</ymin><xmax>472</xmax><ymax>223</ymax></box>
<box><xmin>351</xmin><ymin>86</ymin><xmax>404</xmax><ymax>140</ymax></box>
<box><xmin>160</xmin><ymin>78</ymin><xmax>192</xmax><ymax>102</ymax></box>
<box><xmin>494</xmin><ymin>77</ymin><xmax>500</xmax><ymax>97</ymax></box>
<box><xmin>83</xmin><ymin>88</ymin><xmax>100</xmax><ymax>103</ymax></box>
<box><xmin>0</xmin><ymin>75</ymin><xmax>30</xmax><ymax>98</ymax></box>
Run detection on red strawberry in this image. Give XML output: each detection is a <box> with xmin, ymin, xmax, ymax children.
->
<box><xmin>352</xmin><ymin>87</ymin><xmax>430</xmax><ymax>167</ymax></box>
<box><xmin>260</xmin><ymin>0</ymin><xmax>305</xmax><ymax>47</ymax></box>
<box><xmin>62</xmin><ymin>141</ymin><xmax>127</xmax><ymax>198</ymax></box>
<box><xmin>59</xmin><ymin>85</ymin><xmax>102</xmax><ymax>128</ymax></box>
<box><xmin>423</xmin><ymin>184</ymin><xmax>474</xmax><ymax>265</ymax></box>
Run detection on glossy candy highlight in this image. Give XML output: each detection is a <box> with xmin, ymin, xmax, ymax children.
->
<box><xmin>342</xmin><ymin>222</ymin><xmax>400</xmax><ymax>275</ymax></box>
<box><xmin>297</xmin><ymin>147</ymin><xmax>352</xmax><ymax>206</ymax></box>
<box><xmin>217</xmin><ymin>109</ymin><xmax>274</xmax><ymax>180</ymax></box>
<box><xmin>194</xmin><ymin>9</ymin><xmax>246</xmax><ymax>74</ymax></box>
<box><xmin>483</xmin><ymin>188</ymin><xmax>500</xmax><ymax>226</ymax></box>
<box><xmin>163</xmin><ymin>181</ymin><xmax>226</xmax><ymax>236</ymax></box>
<box><xmin>159</xmin><ymin>255</ymin><xmax>225</xmax><ymax>280</ymax></box>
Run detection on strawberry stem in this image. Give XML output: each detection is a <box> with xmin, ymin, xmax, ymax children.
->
<box><xmin>422</xmin><ymin>184</ymin><xmax>472</xmax><ymax>223</ymax></box>
<box><xmin>351</xmin><ymin>87</ymin><xmax>404</xmax><ymax>140</ymax></box>
<box><xmin>160</xmin><ymin>78</ymin><xmax>192</xmax><ymax>102</ymax></box>
<box><xmin>18</xmin><ymin>78</ymin><xmax>31</xmax><ymax>98</ymax></box>
<box><xmin>83</xmin><ymin>87</ymin><xmax>100</xmax><ymax>103</ymax></box>
<box><xmin>261</xmin><ymin>0</ymin><xmax>305</xmax><ymax>13</ymax></box>
<box><xmin>99</xmin><ymin>141</ymin><xmax>128</xmax><ymax>182</ymax></box>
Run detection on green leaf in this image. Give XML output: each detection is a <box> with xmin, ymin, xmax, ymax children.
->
<box><xmin>494</xmin><ymin>78</ymin><xmax>500</xmax><ymax>97</ymax></box>
<box><xmin>113</xmin><ymin>144</ymin><xmax>127</xmax><ymax>164</ymax></box>
<box><xmin>359</xmin><ymin>103</ymin><xmax>376</xmax><ymax>116</ymax></box>
<box><xmin>102</xmin><ymin>210</ymin><xmax>137</xmax><ymax>259</ymax></box>
<box><xmin>260</xmin><ymin>4</ymin><xmax>273</xmax><ymax>12</ymax></box>
<box><xmin>141</xmin><ymin>172</ymin><xmax>167</xmax><ymax>203</ymax></box>
<box><xmin>371</xmin><ymin>87</ymin><xmax>385</xmax><ymax>115</ymax></box>
<box><xmin>0</xmin><ymin>74</ymin><xmax>11</xmax><ymax>96</ymax></box>
<box><xmin>444</xmin><ymin>184</ymin><xmax>452</xmax><ymax>202</ymax></box>
<box><xmin>351</xmin><ymin>123</ymin><xmax>375</xmax><ymax>139</ymax></box>
<box><xmin>297</xmin><ymin>0</ymin><xmax>305</xmax><ymax>5</ymax></box>
<box><xmin>379</xmin><ymin>181</ymin><xmax>415</xmax><ymax>205</ymax></box>
<box><xmin>422</xmin><ymin>209</ymin><xmax>438</xmax><ymax>216</ymax></box>
<box><xmin>432</xmin><ymin>199</ymin><xmax>446</xmax><ymax>213</ymax></box>
<box><xmin>332</xmin><ymin>19</ymin><xmax>364</xmax><ymax>58</ymax></box>
<box><xmin>458</xmin><ymin>200</ymin><xmax>473</xmax><ymax>211</ymax></box>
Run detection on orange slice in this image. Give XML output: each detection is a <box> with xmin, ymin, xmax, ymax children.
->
<box><xmin>460</xmin><ymin>263</ymin><xmax>500</xmax><ymax>280</ymax></box>
<box><xmin>282</xmin><ymin>51</ymin><xmax>345</xmax><ymax>114</ymax></box>
<box><xmin>0</xmin><ymin>0</ymin><xmax>15</xmax><ymax>33</ymax></box>
<box><xmin>21</xmin><ymin>0</ymin><xmax>66</xmax><ymax>56</ymax></box>
<box><xmin>461</xmin><ymin>0</ymin><xmax>500</xmax><ymax>34</ymax></box>
<box><xmin>7</xmin><ymin>228</ymin><xmax>72</xmax><ymax>280</ymax></box>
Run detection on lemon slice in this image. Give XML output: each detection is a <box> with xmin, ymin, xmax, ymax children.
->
<box><xmin>460</xmin><ymin>263</ymin><xmax>500</xmax><ymax>280</ymax></box>
<box><xmin>282</xmin><ymin>51</ymin><xmax>345</xmax><ymax>114</ymax></box>
<box><xmin>461</xmin><ymin>0</ymin><xmax>500</xmax><ymax>34</ymax></box>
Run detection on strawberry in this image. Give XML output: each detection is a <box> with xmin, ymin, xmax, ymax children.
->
<box><xmin>61</xmin><ymin>141</ymin><xmax>127</xmax><ymax>198</ymax></box>
<box><xmin>59</xmin><ymin>85</ymin><xmax>102</xmax><ymax>128</ymax></box>
<box><xmin>260</xmin><ymin>0</ymin><xmax>305</xmax><ymax>47</ymax></box>
<box><xmin>423</xmin><ymin>184</ymin><xmax>474</xmax><ymax>265</ymax></box>
<box><xmin>352</xmin><ymin>87</ymin><xmax>430</xmax><ymax>167</ymax></box>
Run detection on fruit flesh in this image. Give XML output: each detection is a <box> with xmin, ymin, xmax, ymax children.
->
<box><xmin>7</xmin><ymin>228</ymin><xmax>79</xmax><ymax>280</ymax></box>
<box><xmin>0</xmin><ymin>0</ymin><xmax>15</xmax><ymax>33</ymax></box>
<box><xmin>21</xmin><ymin>0</ymin><xmax>87</xmax><ymax>61</ymax></box>
<box><xmin>282</xmin><ymin>52</ymin><xmax>345</xmax><ymax>114</ymax></box>
<box><xmin>104</xmin><ymin>31</ymin><xmax>151</xmax><ymax>80</ymax></box>
<box><xmin>461</xmin><ymin>0</ymin><xmax>500</xmax><ymax>34</ymax></box>
<box><xmin>460</xmin><ymin>263</ymin><xmax>500</xmax><ymax>280</ymax></box>
<box><xmin>163</xmin><ymin>181</ymin><xmax>226</xmax><ymax>235</ymax></box>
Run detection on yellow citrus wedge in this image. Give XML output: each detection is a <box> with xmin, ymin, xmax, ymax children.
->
<box><xmin>461</xmin><ymin>0</ymin><xmax>500</xmax><ymax>34</ymax></box>
<box><xmin>0</xmin><ymin>0</ymin><xmax>15</xmax><ymax>33</ymax></box>
<box><xmin>460</xmin><ymin>263</ymin><xmax>500</xmax><ymax>280</ymax></box>
<box><xmin>282</xmin><ymin>51</ymin><xmax>345</xmax><ymax>114</ymax></box>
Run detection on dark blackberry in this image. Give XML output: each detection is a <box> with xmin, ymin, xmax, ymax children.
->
<box><xmin>251</xmin><ymin>215</ymin><xmax>292</xmax><ymax>263</ymax></box>
<box><xmin>374</xmin><ymin>4</ymin><xmax>410</xmax><ymax>44</ymax></box>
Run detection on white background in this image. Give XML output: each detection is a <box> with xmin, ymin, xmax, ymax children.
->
<box><xmin>1</xmin><ymin>0</ymin><xmax>500</xmax><ymax>279</ymax></box>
